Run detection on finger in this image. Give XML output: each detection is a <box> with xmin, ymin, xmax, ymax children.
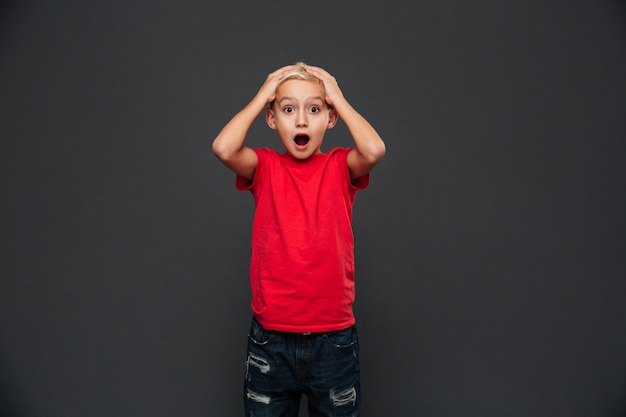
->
<box><xmin>305</xmin><ymin>65</ymin><xmax>332</xmax><ymax>79</ymax></box>
<box><xmin>277</xmin><ymin>65</ymin><xmax>297</xmax><ymax>76</ymax></box>
<box><xmin>267</xmin><ymin>65</ymin><xmax>296</xmax><ymax>81</ymax></box>
<box><xmin>304</xmin><ymin>64</ymin><xmax>323</xmax><ymax>72</ymax></box>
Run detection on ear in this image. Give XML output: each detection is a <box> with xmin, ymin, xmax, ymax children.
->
<box><xmin>265</xmin><ymin>107</ymin><xmax>277</xmax><ymax>130</ymax></box>
<box><xmin>326</xmin><ymin>108</ymin><xmax>339</xmax><ymax>129</ymax></box>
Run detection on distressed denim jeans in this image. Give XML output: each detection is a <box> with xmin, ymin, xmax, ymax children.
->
<box><xmin>244</xmin><ymin>316</ymin><xmax>360</xmax><ymax>417</ymax></box>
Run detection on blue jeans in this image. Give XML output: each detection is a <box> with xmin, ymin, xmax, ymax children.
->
<box><xmin>244</xmin><ymin>317</ymin><xmax>361</xmax><ymax>417</ymax></box>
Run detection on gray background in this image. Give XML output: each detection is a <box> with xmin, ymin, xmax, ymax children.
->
<box><xmin>1</xmin><ymin>0</ymin><xmax>625</xmax><ymax>416</ymax></box>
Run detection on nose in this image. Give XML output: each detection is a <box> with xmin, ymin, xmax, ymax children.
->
<box><xmin>296</xmin><ymin>111</ymin><xmax>308</xmax><ymax>127</ymax></box>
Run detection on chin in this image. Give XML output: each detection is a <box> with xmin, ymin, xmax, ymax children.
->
<box><xmin>284</xmin><ymin>143</ymin><xmax>321</xmax><ymax>159</ymax></box>
<box><xmin>288</xmin><ymin>151</ymin><xmax>313</xmax><ymax>159</ymax></box>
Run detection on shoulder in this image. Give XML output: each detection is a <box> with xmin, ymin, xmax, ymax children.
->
<box><xmin>252</xmin><ymin>147</ymin><xmax>282</xmax><ymax>166</ymax></box>
<box><xmin>326</xmin><ymin>147</ymin><xmax>352</xmax><ymax>161</ymax></box>
<box><xmin>254</xmin><ymin>147</ymin><xmax>280</xmax><ymax>158</ymax></box>
<box><xmin>327</xmin><ymin>147</ymin><xmax>351</xmax><ymax>155</ymax></box>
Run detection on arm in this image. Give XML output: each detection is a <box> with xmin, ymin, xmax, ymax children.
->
<box><xmin>305</xmin><ymin>65</ymin><xmax>386</xmax><ymax>180</ymax></box>
<box><xmin>212</xmin><ymin>65</ymin><xmax>297</xmax><ymax>180</ymax></box>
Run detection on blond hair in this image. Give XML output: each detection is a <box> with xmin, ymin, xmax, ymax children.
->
<box><xmin>277</xmin><ymin>61</ymin><xmax>322</xmax><ymax>86</ymax></box>
<box><xmin>270</xmin><ymin>62</ymin><xmax>325</xmax><ymax>109</ymax></box>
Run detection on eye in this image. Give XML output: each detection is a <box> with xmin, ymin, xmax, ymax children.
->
<box><xmin>310</xmin><ymin>106</ymin><xmax>320</xmax><ymax>113</ymax></box>
<box><xmin>283</xmin><ymin>106</ymin><xmax>294</xmax><ymax>113</ymax></box>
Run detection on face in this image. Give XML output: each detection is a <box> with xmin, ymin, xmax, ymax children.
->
<box><xmin>266</xmin><ymin>79</ymin><xmax>337</xmax><ymax>159</ymax></box>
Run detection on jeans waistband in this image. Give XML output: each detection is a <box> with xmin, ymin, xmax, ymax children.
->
<box><xmin>252</xmin><ymin>316</ymin><xmax>341</xmax><ymax>336</ymax></box>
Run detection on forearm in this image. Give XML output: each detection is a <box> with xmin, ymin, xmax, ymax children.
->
<box><xmin>333</xmin><ymin>97</ymin><xmax>386</xmax><ymax>164</ymax></box>
<box><xmin>213</xmin><ymin>65</ymin><xmax>297</xmax><ymax>163</ymax></box>
<box><xmin>212</xmin><ymin>95</ymin><xmax>266</xmax><ymax>161</ymax></box>
<box><xmin>302</xmin><ymin>65</ymin><xmax>385</xmax><ymax>167</ymax></box>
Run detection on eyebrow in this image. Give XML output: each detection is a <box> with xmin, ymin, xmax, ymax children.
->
<box><xmin>278</xmin><ymin>96</ymin><xmax>324</xmax><ymax>104</ymax></box>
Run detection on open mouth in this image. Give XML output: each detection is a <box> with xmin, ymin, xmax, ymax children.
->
<box><xmin>294</xmin><ymin>134</ymin><xmax>310</xmax><ymax>146</ymax></box>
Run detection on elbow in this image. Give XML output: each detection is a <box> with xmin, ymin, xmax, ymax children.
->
<box><xmin>212</xmin><ymin>137</ymin><xmax>231</xmax><ymax>161</ymax></box>
<box><xmin>366</xmin><ymin>139</ymin><xmax>386</xmax><ymax>165</ymax></box>
<box><xmin>211</xmin><ymin>139</ymin><xmax>222</xmax><ymax>157</ymax></box>
<box><xmin>375</xmin><ymin>140</ymin><xmax>387</xmax><ymax>161</ymax></box>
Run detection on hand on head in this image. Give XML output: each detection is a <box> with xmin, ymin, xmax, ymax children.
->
<box><xmin>261</xmin><ymin>63</ymin><xmax>344</xmax><ymax>109</ymax></box>
<box><xmin>303</xmin><ymin>65</ymin><xmax>344</xmax><ymax>108</ymax></box>
<box><xmin>258</xmin><ymin>65</ymin><xmax>298</xmax><ymax>105</ymax></box>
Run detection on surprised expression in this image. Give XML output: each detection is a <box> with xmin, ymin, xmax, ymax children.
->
<box><xmin>266</xmin><ymin>79</ymin><xmax>337</xmax><ymax>159</ymax></box>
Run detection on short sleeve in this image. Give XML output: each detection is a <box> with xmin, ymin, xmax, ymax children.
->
<box><xmin>335</xmin><ymin>147</ymin><xmax>370</xmax><ymax>191</ymax></box>
<box><xmin>235</xmin><ymin>148</ymin><xmax>266</xmax><ymax>192</ymax></box>
<box><xmin>350</xmin><ymin>173</ymin><xmax>370</xmax><ymax>190</ymax></box>
<box><xmin>236</xmin><ymin>174</ymin><xmax>253</xmax><ymax>191</ymax></box>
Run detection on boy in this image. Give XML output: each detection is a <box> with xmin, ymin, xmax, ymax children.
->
<box><xmin>212</xmin><ymin>62</ymin><xmax>385</xmax><ymax>417</ymax></box>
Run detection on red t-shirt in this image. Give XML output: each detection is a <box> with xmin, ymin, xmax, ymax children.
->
<box><xmin>236</xmin><ymin>147</ymin><xmax>369</xmax><ymax>333</ymax></box>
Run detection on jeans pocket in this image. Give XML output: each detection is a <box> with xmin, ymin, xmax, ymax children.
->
<box><xmin>248</xmin><ymin>317</ymin><xmax>274</xmax><ymax>345</ymax></box>
<box><xmin>323</xmin><ymin>325</ymin><xmax>358</xmax><ymax>350</ymax></box>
